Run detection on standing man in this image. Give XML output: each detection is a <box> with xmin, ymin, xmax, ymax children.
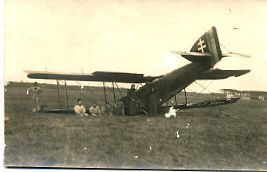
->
<box><xmin>74</xmin><ymin>99</ymin><xmax>88</xmax><ymax>117</ymax></box>
<box><xmin>127</xmin><ymin>84</ymin><xmax>137</xmax><ymax>115</ymax></box>
<box><xmin>26</xmin><ymin>82</ymin><xmax>42</xmax><ymax>112</ymax></box>
<box><xmin>148</xmin><ymin>85</ymin><xmax>158</xmax><ymax>114</ymax></box>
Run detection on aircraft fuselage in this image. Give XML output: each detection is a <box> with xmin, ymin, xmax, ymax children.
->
<box><xmin>122</xmin><ymin>61</ymin><xmax>211</xmax><ymax>113</ymax></box>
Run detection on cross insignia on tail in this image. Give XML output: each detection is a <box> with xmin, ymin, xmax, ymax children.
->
<box><xmin>197</xmin><ymin>38</ymin><xmax>206</xmax><ymax>53</ymax></box>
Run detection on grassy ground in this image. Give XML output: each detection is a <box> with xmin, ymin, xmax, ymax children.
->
<box><xmin>4</xmin><ymin>83</ymin><xmax>267</xmax><ymax>170</ymax></box>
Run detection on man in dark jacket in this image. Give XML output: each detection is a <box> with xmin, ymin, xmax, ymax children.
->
<box><xmin>148</xmin><ymin>85</ymin><xmax>158</xmax><ymax>114</ymax></box>
<box><xmin>127</xmin><ymin>84</ymin><xmax>137</xmax><ymax>115</ymax></box>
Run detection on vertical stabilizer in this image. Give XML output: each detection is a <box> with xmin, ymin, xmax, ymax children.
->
<box><xmin>190</xmin><ymin>26</ymin><xmax>222</xmax><ymax>66</ymax></box>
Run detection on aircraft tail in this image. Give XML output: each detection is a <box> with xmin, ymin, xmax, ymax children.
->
<box><xmin>175</xmin><ymin>26</ymin><xmax>223</xmax><ymax>67</ymax></box>
<box><xmin>190</xmin><ymin>26</ymin><xmax>222</xmax><ymax>66</ymax></box>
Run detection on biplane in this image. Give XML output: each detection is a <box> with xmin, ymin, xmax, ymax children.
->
<box><xmin>26</xmin><ymin>26</ymin><xmax>250</xmax><ymax>115</ymax></box>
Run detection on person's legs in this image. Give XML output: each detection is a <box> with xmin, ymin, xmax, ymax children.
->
<box><xmin>80</xmin><ymin>113</ymin><xmax>88</xmax><ymax>117</ymax></box>
<box><xmin>153</xmin><ymin>104</ymin><xmax>158</xmax><ymax>114</ymax></box>
<box><xmin>129</xmin><ymin>102</ymin><xmax>137</xmax><ymax>115</ymax></box>
<box><xmin>91</xmin><ymin>113</ymin><xmax>97</xmax><ymax>116</ymax></box>
<box><xmin>148</xmin><ymin>102</ymin><xmax>154</xmax><ymax>114</ymax></box>
<box><xmin>32</xmin><ymin>98</ymin><xmax>37</xmax><ymax>112</ymax></box>
<box><xmin>121</xmin><ymin>108</ymin><xmax>125</xmax><ymax>116</ymax></box>
<box><xmin>36</xmin><ymin>97</ymin><xmax>41</xmax><ymax>111</ymax></box>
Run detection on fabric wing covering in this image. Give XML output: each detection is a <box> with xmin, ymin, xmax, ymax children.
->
<box><xmin>197</xmin><ymin>69</ymin><xmax>250</xmax><ymax>80</ymax></box>
<box><xmin>26</xmin><ymin>71</ymin><xmax>160</xmax><ymax>83</ymax></box>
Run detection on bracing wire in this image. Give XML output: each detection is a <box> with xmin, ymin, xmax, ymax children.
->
<box><xmin>220</xmin><ymin>43</ymin><xmax>231</xmax><ymax>52</ymax></box>
<box><xmin>189</xmin><ymin>81</ymin><xmax>214</xmax><ymax>102</ymax></box>
<box><xmin>74</xmin><ymin>81</ymin><xmax>107</xmax><ymax>103</ymax></box>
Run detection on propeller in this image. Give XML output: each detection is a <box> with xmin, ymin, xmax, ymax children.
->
<box><xmin>220</xmin><ymin>43</ymin><xmax>251</xmax><ymax>58</ymax></box>
<box><xmin>222</xmin><ymin>52</ymin><xmax>251</xmax><ymax>58</ymax></box>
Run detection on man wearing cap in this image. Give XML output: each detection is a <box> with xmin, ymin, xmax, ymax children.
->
<box><xmin>148</xmin><ymin>85</ymin><xmax>158</xmax><ymax>114</ymax></box>
<box><xmin>26</xmin><ymin>82</ymin><xmax>42</xmax><ymax>112</ymax></box>
<box><xmin>127</xmin><ymin>84</ymin><xmax>137</xmax><ymax>115</ymax></box>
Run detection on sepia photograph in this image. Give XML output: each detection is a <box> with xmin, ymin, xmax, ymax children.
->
<box><xmin>3</xmin><ymin>0</ymin><xmax>267</xmax><ymax>170</ymax></box>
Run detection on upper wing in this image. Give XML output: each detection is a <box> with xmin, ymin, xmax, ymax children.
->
<box><xmin>197</xmin><ymin>69</ymin><xmax>250</xmax><ymax>80</ymax></box>
<box><xmin>26</xmin><ymin>71</ymin><xmax>160</xmax><ymax>83</ymax></box>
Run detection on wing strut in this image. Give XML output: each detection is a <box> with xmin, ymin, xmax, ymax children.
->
<box><xmin>112</xmin><ymin>82</ymin><xmax>116</xmax><ymax>103</ymax></box>
<box><xmin>114</xmin><ymin>82</ymin><xmax>123</xmax><ymax>98</ymax></box>
<box><xmin>184</xmin><ymin>88</ymin><xmax>188</xmax><ymax>105</ymax></box>
<box><xmin>103</xmin><ymin>81</ymin><xmax>107</xmax><ymax>103</ymax></box>
<box><xmin>64</xmin><ymin>80</ymin><xmax>69</xmax><ymax>109</ymax></box>
<box><xmin>56</xmin><ymin>80</ymin><xmax>61</xmax><ymax>108</ymax></box>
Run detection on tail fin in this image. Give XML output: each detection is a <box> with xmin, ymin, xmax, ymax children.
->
<box><xmin>190</xmin><ymin>26</ymin><xmax>222</xmax><ymax>66</ymax></box>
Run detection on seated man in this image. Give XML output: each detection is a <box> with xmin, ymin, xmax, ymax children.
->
<box><xmin>101</xmin><ymin>102</ymin><xmax>113</xmax><ymax>116</ymax></box>
<box><xmin>74</xmin><ymin>99</ymin><xmax>88</xmax><ymax>117</ymax></box>
<box><xmin>89</xmin><ymin>102</ymin><xmax>101</xmax><ymax>116</ymax></box>
<box><xmin>114</xmin><ymin>100</ymin><xmax>125</xmax><ymax>116</ymax></box>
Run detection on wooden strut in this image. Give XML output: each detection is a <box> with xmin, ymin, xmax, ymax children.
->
<box><xmin>64</xmin><ymin>80</ymin><xmax>69</xmax><ymax>109</ymax></box>
<box><xmin>112</xmin><ymin>81</ymin><xmax>116</xmax><ymax>103</ymax></box>
<box><xmin>114</xmin><ymin>82</ymin><xmax>123</xmax><ymax>98</ymax></box>
<box><xmin>103</xmin><ymin>81</ymin><xmax>107</xmax><ymax>103</ymax></box>
<box><xmin>184</xmin><ymin>88</ymin><xmax>188</xmax><ymax>105</ymax></box>
<box><xmin>111</xmin><ymin>76</ymin><xmax>122</xmax><ymax>99</ymax></box>
<box><xmin>175</xmin><ymin>94</ymin><xmax>178</xmax><ymax>106</ymax></box>
<box><xmin>135</xmin><ymin>83</ymin><xmax>143</xmax><ymax>90</ymax></box>
<box><xmin>56</xmin><ymin>80</ymin><xmax>61</xmax><ymax>108</ymax></box>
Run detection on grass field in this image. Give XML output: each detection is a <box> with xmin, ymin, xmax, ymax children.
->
<box><xmin>4</xmin><ymin>82</ymin><xmax>267</xmax><ymax>170</ymax></box>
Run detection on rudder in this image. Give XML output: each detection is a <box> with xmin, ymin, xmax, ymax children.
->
<box><xmin>190</xmin><ymin>26</ymin><xmax>222</xmax><ymax>66</ymax></box>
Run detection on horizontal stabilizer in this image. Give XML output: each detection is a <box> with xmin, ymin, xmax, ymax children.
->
<box><xmin>25</xmin><ymin>71</ymin><xmax>160</xmax><ymax>83</ymax></box>
<box><xmin>197</xmin><ymin>69</ymin><xmax>250</xmax><ymax>80</ymax></box>
<box><xmin>173</xmin><ymin>51</ymin><xmax>211</xmax><ymax>62</ymax></box>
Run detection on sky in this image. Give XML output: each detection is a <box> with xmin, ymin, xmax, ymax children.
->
<box><xmin>4</xmin><ymin>0</ymin><xmax>267</xmax><ymax>92</ymax></box>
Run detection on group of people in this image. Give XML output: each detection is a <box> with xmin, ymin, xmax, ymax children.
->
<box><xmin>26</xmin><ymin>82</ymin><xmax>159</xmax><ymax>116</ymax></box>
<box><xmin>26</xmin><ymin>82</ymin><xmax>125</xmax><ymax>116</ymax></box>
<box><xmin>74</xmin><ymin>99</ymin><xmax>125</xmax><ymax>117</ymax></box>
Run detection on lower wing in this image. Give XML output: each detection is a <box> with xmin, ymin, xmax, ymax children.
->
<box><xmin>197</xmin><ymin>69</ymin><xmax>250</xmax><ymax>80</ymax></box>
